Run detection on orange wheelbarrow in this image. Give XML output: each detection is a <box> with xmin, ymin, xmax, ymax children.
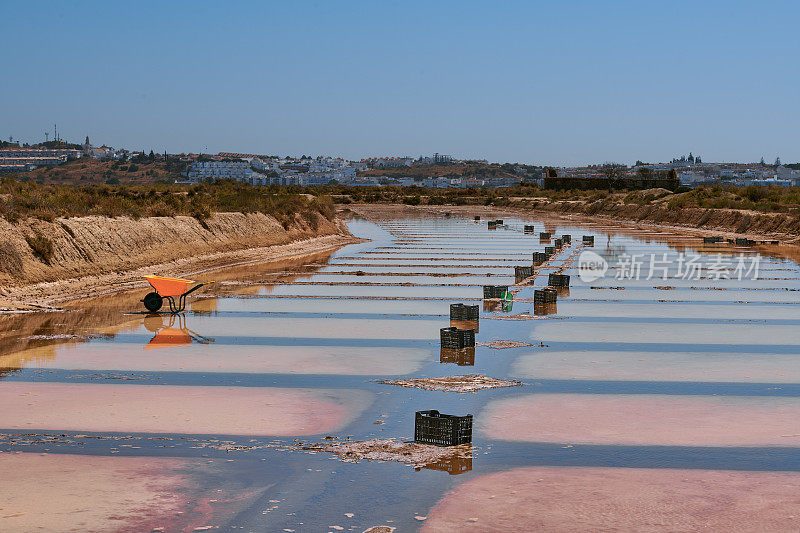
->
<box><xmin>141</xmin><ymin>275</ymin><xmax>214</xmax><ymax>314</ymax></box>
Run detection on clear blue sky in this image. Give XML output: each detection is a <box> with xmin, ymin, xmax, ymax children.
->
<box><xmin>1</xmin><ymin>0</ymin><xmax>797</xmax><ymax>165</ymax></box>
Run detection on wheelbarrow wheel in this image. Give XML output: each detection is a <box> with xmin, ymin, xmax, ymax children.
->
<box><xmin>142</xmin><ymin>292</ymin><xmax>163</xmax><ymax>312</ymax></box>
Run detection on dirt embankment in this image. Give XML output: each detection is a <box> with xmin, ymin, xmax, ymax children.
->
<box><xmin>533</xmin><ymin>199</ymin><xmax>800</xmax><ymax>242</ymax></box>
<box><xmin>347</xmin><ymin>200</ymin><xmax>800</xmax><ymax>243</ymax></box>
<box><xmin>0</xmin><ymin>211</ymin><xmax>356</xmax><ymax>309</ymax></box>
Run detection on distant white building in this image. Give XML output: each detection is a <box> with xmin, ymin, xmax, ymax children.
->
<box><xmin>280</xmin><ymin>174</ymin><xmax>305</xmax><ymax>186</ymax></box>
<box><xmin>372</xmin><ymin>157</ymin><xmax>414</xmax><ymax>168</ymax></box>
<box><xmin>0</xmin><ymin>148</ymin><xmax>80</xmax><ymax>171</ymax></box>
<box><xmin>748</xmin><ymin>177</ymin><xmax>793</xmax><ymax>187</ymax></box>
<box><xmin>777</xmin><ymin>165</ymin><xmax>800</xmax><ymax>180</ymax></box>
<box><xmin>250</xmin><ymin>158</ymin><xmax>281</xmax><ymax>173</ymax></box>
<box><xmin>0</xmin><ymin>148</ymin><xmax>81</xmax><ymax>159</ymax></box>
<box><xmin>677</xmin><ymin>171</ymin><xmax>707</xmax><ymax>185</ymax></box>
<box><xmin>184</xmin><ymin>161</ymin><xmax>252</xmax><ymax>182</ymax></box>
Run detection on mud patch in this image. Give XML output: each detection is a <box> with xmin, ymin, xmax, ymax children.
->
<box><xmin>377</xmin><ymin>374</ymin><xmax>523</xmax><ymax>393</ymax></box>
<box><xmin>21</xmin><ymin>334</ymin><xmax>96</xmax><ymax>341</ymax></box>
<box><xmin>299</xmin><ymin>438</ymin><xmax>472</xmax><ymax>468</ymax></box>
<box><xmin>476</xmin><ymin>340</ymin><xmax>538</xmax><ymax>349</ymax></box>
<box><xmin>485</xmin><ymin>314</ymin><xmax>562</xmax><ymax>321</ymax></box>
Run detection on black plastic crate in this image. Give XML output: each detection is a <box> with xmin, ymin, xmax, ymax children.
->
<box><xmin>582</xmin><ymin>235</ymin><xmax>594</xmax><ymax>245</ymax></box>
<box><xmin>539</xmin><ymin>232</ymin><xmax>551</xmax><ymax>240</ymax></box>
<box><xmin>495</xmin><ymin>219</ymin><xmax>503</xmax><ymax>225</ymax></box>
<box><xmin>483</xmin><ymin>285</ymin><xmax>509</xmax><ymax>299</ymax></box>
<box><xmin>532</xmin><ymin>252</ymin><xmax>548</xmax><ymax>263</ymax></box>
<box><xmin>450</xmin><ymin>303</ymin><xmax>479</xmax><ymax>320</ymax></box>
<box><xmin>422</xmin><ymin>456</ymin><xmax>473</xmax><ymax>475</ymax></box>
<box><xmin>554</xmin><ymin>238</ymin><xmax>563</xmax><ymax>248</ymax></box>
<box><xmin>440</xmin><ymin>347</ymin><xmax>475</xmax><ymax>366</ymax></box>
<box><xmin>533</xmin><ymin>301</ymin><xmax>557</xmax><ymax>316</ymax></box>
<box><xmin>548</xmin><ymin>273</ymin><xmax>570</xmax><ymax>287</ymax></box>
<box><xmin>545</xmin><ymin>246</ymin><xmax>555</xmax><ymax>255</ymax></box>
<box><xmin>703</xmin><ymin>236</ymin><xmax>723</xmax><ymax>243</ymax></box>
<box><xmin>415</xmin><ymin>410</ymin><xmax>473</xmax><ymax>447</ymax></box>
<box><xmin>515</xmin><ymin>266</ymin><xmax>533</xmax><ymax>278</ymax></box>
<box><xmin>534</xmin><ymin>287</ymin><xmax>558</xmax><ymax>303</ymax></box>
<box><xmin>735</xmin><ymin>238</ymin><xmax>754</xmax><ymax>246</ymax></box>
<box><xmin>562</xmin><ymin>234</ymin><xmax>571</xmax><ymax>243</ymax></box>
<box><xmin>450</xmin><ymin>318</ymin><xmax>479</xmax><ymax>334</ymax></box>
<box><xmin>440</xmin><ymin>327</ymin><xmax>476</xmax><ymax>349</ymax></box>
<box><xmin>524</xmin><ymin>225</ymin><xmax>535</xmax><ymax>233</ymax></box>
<box><xmin>474</xmin><ymin>215</ymin><xmax>481</xmax><ymax>221</ymax></box>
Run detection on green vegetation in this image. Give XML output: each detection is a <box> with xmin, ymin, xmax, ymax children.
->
<box><xmin>0</xmin><ymin>178</ymin><xmax>335</xmax><ymax>226</ymax></box>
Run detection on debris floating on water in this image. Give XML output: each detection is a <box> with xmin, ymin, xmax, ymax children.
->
<box><xmin>477</xmin><ymin>340</ymin><xmax>538</xmax><ymax>349</ymax></box>
<box><xmin>377</xmin><ymin>374</ymin><xmax>523</xmax><ymax>393</ymax></box>
<box><xmin>485</xmin><ymin>314</ymin><xmax>563</xmax><ymax>321</ymax></box>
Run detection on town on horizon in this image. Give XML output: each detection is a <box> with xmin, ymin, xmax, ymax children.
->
<box><xmin>1</xmin><ymin>134</ymin><xmax>798</xmax><ymax>190</ymax></box>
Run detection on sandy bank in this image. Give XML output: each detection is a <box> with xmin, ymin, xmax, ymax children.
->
<box><xmin>0</xmin><ymin>452</ymin><xmax>268</xmax><ymax>532</ymax></box>
<box><xmin>480</xmin><ymin>393</ymin><xmax>800</xmax><ymax>446</ymax></box>
<box><xmin>423</xmin><ymin>466</ymin><xmax>800</xmax><ymax>532</ymax></box>
<box><xmin>17</xmin><ymin>341</ymin><xmax>431</xmax><ymax>376</ymax></box>
<box><xmin>0</xmin><ymin>382</ymin><xmax>371</xmax><ymax>435</ymax></box>
<box><xmin>0</xmin><ymin>210</ymin><xmax>360</xmax><ymax>310</ymax></box>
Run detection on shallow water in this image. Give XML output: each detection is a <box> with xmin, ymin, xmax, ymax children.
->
<box><xmin>2</xmin><ymin>214</ymin><xmax>800</xmax><ymax>531</ymax></box>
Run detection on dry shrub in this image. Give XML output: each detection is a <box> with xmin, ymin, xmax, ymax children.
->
<box><xmin>301</xmin><ymin>209</ymin><xmax>320</xmax><ymax>230</ymax></box>
<box><xmin>25</xmin><ymin>234</ymin><xmax>54</xmax><ymax>264</ymax></box>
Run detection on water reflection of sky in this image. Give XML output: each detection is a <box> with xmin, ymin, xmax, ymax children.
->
<box><xmin>2</xmin><ymin>214</ymin><xmax>800</xmax><ymax>531</ymax></box>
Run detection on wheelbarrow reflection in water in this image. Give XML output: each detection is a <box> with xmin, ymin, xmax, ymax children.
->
<box><xmin>143</xmin><ymin>314</ymin><xmax>215</xmax><ymax>349</ymax></box>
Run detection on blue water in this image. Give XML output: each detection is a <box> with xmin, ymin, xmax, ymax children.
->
<box><xmin>2</xmin><ymin>215</ymin><xmax>799</xmax><ymax>531</ymax></box>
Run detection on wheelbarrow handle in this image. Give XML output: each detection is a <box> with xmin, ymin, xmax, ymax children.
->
<box><xmin>183</xmin><ymin>281</ymin><xmax>215</xmax><ymax>297</ymax></box>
